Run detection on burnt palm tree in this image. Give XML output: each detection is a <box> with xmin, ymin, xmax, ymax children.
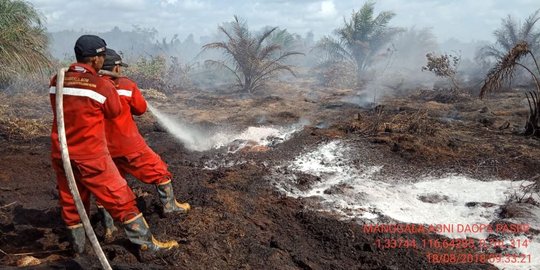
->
<box><xmin>479</xmin><ymin>11</ymin><xmax>540</xmax><ymax>136</ymax></box>
<box><xmin>481</xmin><ymin>41</ymin><xmax>540</xmax><ymax>136</ymax></box>
<box><xmin>0</xmin><ymin>0</ymin><xmax>50</xmax><ymax>84</ymax></box>
<box><xmin>203</xmin><ymin>16</ymin><xmax>303</xmax><ymax>93</ymax></box>
<box><xmin>315</xmin><ymin>1</ymin><xmax>402</xmax><ymax>84</ymax></box>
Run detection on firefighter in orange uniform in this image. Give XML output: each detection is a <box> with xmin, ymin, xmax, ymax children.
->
<box><xmin>95</xmin><ymin>48</ymin><xmax>190</xmax><ymax>237</ymax></box>
<box><xmin>50</xmin><ymin>35</ymin><xmax>178</xmax><ymax>254</ymax></box>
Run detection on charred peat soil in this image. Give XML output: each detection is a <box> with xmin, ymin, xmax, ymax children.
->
<box><xmin>0</xmin><ymin>84</ymin><xmax>539</xmax><ymax>270</ymax></box>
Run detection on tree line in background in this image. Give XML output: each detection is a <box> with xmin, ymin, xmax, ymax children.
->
<box><xmin>1</xmin><ymin>0</ymin><xmax>540</xmax><ymax>135</ymax></box>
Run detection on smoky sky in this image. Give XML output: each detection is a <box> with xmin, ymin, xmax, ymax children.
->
<box><xmin>29</xmin><ymin>0</ymin><xmax>538</xmax><ymax>43</ymax></box>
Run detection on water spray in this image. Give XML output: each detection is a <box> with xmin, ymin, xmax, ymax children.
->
<box><xmin>146</xmin><ymin>103</ymin><xmax>305</xmax><ymax>152</ymax></box>
<box><xmin>146</xmin><ymin>103</ymin><xmax>213</xmax><ymax>151</ymax></box>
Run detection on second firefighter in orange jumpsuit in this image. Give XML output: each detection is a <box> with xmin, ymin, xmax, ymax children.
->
<box><xmin>97</xmin><ymin>48</ymin><xmax>190</xmax><ymax>238</ymax></box>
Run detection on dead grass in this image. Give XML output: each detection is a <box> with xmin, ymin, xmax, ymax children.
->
<box><xmin>503</xmin><ymin>175</ymin><xmax>540</xmax><ymax>205</ymax></box>
<box><xmin>0</xmin><ymin>92</ymin><xmax>50</xmax><ymax>141</ymax></box>
<box><xmin>0</xmin><ymin>118</ymin><xmax>49</xmax><ymax>140</ymax></box>
<box><xmin>338</xmin><ymin>90</ymin><xmax>540</xmax><ymax>179</ymax></box>
<box><xmin>141</xmin><ymin>88</ymin><xmax>168</xmax><ymax>101</ymax></box>
<box><xmin>344</xmin><ymin>106</ymin><xmax>440</xmax><ymax>137</ymax></box>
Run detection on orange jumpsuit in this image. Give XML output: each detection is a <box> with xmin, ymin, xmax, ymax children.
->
<box><xmin>104</xmin><ymin>76</ymin><xmax>172</xmax><ymax>184</ymax></box>
<box><xmin>50</xmin><ymin>63</ymin><xmax>140</xmax><ymax>226</ymax></box>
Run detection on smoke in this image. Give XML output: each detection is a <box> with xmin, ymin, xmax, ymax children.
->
<box><xmin>47</xmin><ymin>24</ymin><xmax>490</xmax><ymax>103</ymax></box>
<box><xmin>347</xmin><ymin>27</ymin><xmax>490</xmax><ymax>106</ymax></box>
<box><xmin>354</xmin><ymin>28</ymin><xmax>440</xmax><ymax>104</ymax></box>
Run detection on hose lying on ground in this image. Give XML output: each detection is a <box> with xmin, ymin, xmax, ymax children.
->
<box><xmin>55</xmin><ymin>68</ymin><xmax>112</xmax><ymax>270</ymax></box>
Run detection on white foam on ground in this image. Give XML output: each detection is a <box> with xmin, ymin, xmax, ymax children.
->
<box><xmin>212</xmin><ymin>126</ymin><xmax>300</xmax><ymax>152</ymax></box>
<box><xmin>202</xmin><ymin>159</ymin><xmax>247</xmax><ymax>170</ymax></box>
<box><xmin>272</xmin><ymin>140</ymin><xmax>538</xmax><ymax>269</ymax></box>
<box><xmin>148</xmin><ymin>104</ymin><xmax>301</xmax><ymax>152</ymax></box>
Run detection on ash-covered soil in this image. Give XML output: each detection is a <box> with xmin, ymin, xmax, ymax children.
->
<box><xmin>1</xmin><ymin>83</ymin><xmax>538</xmax><ymax>270</ymax></box>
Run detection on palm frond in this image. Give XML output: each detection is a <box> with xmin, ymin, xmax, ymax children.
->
<box><xmin>258</xmin><ymin>44</ymin><xmax>281</xmax><ymax>60</ymax></box>
<box><xmin>372</xmin><ymin>11</ymin><xmax>396</xmax><ymax>28</ymax></box>
<box><xmin>266</xmin><ymin>28</ymin><xmax>295</xmax><ymax>49</ymax></box>
<box><xmin>520</xmin><ymin>9</ymin><xmax>540</xmax><ymax>39</ymax></box>
<box><xmin>217</xmin><ymin>25</ymin><xmax>234</xmax><ymax>42</ymax></box>
<box><xmin>0</xmin><ymin>0</ymin><xmax>51</xmax><ymax>82</ymax></box>
<box><xmin>478</xmin><ymin>44</ymin><xmax>506</xmax><ymax>60</ymax></box>
<box><xmin>480</xmin><ymin>41</ymin><xmax>530</xmax><ymax>97</ymax></box>
<box><xmin>316</xmin><ymin>36</ymin><xmax>351</xmax><ymax>61</ymax></box>
<box><xmin>479</xmin><ymin>9</ymin><xmax>540</xmax><ymax>62</ymax></box>
<box><xmin>257</xmin><ymin>27</ymin><xmax>278</xmax><ymax>51</ymax></box>
<box><xmin>503</xmin><ymin>15</ymin><xmax>519</xmax><ymax>44</ymax></box>
<box><xmin>204</xmin><ymin>59</ymin><xmax>243</xmax><ymax>86</ymax></box>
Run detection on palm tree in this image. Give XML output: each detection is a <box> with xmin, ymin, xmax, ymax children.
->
<box><xmin>315</xmin><ymin>1</ymin><xmax>402</xmax><ymax>84</ymax></box>
<box><xmin>202</xmin><ymin>16</ymin><xmax>303</xmax><ymax>93</ymax></box>
<box><xmin>479</xmin><ymin>10</ymin><xmax>540</xmax><ymax>137</ymax></box>
<box><xmin>0</xmin><ymin>0</ymin><xmax>51</xmax><ymax>84</ymax></box>
<box><xmin>481</xmin><ymin>41</ymin><xmax>540</xmax><ymax>136</ymax></box>
<box><xmin>478</xmin><ymin>9</ymin><xmax>540</xmax><ymax>61</ymax></box>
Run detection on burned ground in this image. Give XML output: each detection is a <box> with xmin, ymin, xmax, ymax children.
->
<box><xmin>0</xmin><ymin>83</ymin><xmax>538</xmax><ymax>269</ymax></box>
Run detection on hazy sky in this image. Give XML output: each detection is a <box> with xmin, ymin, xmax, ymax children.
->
<box><xmin>29</xmin><ymin>0</ymin><xmax>538</xmax><ymax>43</ymax></box>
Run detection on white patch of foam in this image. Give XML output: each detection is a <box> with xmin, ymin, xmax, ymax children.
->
<box><xmin>212</xmin><ymin>125</ymin><xmax>300</xmax><ymax>152</ymax></box>
<box><xmin>288</xmin><ymin>141</ymin><xmax>356</xmax><ymax>177</ymax></box>
<box><xmin>272</xmin><ymin>140</ymin><xmax>538</xmax><ymax>269</ymax></box>
<box><xmin>148</xmin><ymin>104</ymin><xmax>302</xmax><ymax>152</ymax></box>
<box><xmin>202</xmin><ymin>159</ymin><xmax>247</xmax><ymax>170</ymax></box>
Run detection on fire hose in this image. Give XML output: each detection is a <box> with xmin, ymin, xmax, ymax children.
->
<box><xmin>55</xmin><ymin>68</ymin><xmax>112</xmax><ymax>270</ymax></box>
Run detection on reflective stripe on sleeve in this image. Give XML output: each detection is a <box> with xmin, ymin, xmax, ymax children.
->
<box><xmin>117</xmin><ymin>89</ymin><xmax>132</xmax><ymax>97</ymax></box>
<box><xmin>49</xmin><ymin>86</ymin><xmax>106</xmax><ymax>104</ymax></box>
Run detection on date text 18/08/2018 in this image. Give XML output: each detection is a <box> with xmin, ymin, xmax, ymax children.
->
<box><xmin>427</xmin><ymin>253</ymin><xmax>532</xmax><ymax>264</ymax></box>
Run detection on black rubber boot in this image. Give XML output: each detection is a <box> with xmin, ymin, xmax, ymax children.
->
<box><xmin>123</xmin><ymin>213</ymin><xmax>179</xmax><ymax>252</ymax></box>
<box><xmin>156</xmin><ymin>181</ymin><xmax>190</xmax><ymax>214</ymax></box>
<box><xmin>67</xmin><ymin>223</ymin><xmax>86</xmax><ymax>254</ymax></box>
<box><xmin>98</xmin><ymin>206</ymin><xmax>117</xmax><ymax>242</ymax></box>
